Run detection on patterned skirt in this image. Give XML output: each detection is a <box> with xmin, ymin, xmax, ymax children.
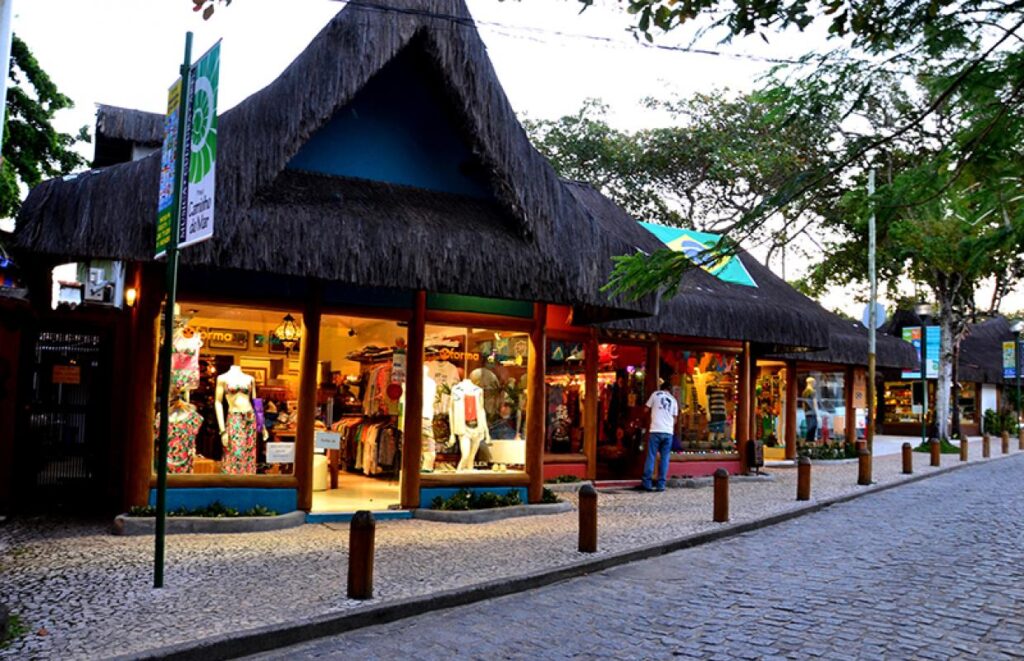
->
<box><xmin>222</xmin><ymin>411</ymin><xmax>257</xmax><ymax>474</ymax></box>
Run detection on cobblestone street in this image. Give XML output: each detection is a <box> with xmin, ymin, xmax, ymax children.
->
<box><xmin>256</xmin><ymin>452</ymin><xmax>1024</xmax><ymax>660</ymax></box>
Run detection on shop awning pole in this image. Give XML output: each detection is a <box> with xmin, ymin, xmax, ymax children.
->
<box><xmin>154</xmin><ymin>31</ymin><xmax>193</xmax><ymax>590</ymax></box>
<box><xmin>867</xmin><ymin>168</ymin><xmax>877</xmax><ymax>455</ymax></box>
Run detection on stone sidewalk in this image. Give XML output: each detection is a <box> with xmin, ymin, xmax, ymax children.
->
<box><xmin>0</xmin><ymin>438</ymin><xmax>1015</xmax><ymax>659</ymax></box>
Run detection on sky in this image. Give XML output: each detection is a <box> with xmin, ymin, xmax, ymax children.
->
<box><xmin>7</xmin><ymin>0</ymin><xmax>1021</xmax><ymax>321</ymax></box>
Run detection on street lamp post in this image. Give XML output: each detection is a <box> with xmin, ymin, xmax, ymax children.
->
<box><xmin>915</xmin><ymin>303</ymin><xmax>933</xmax><ymax>445</ymax></box>
<box><xmin>1012</xmin><ymin>320</ymin><xmax>1024</xmax><ymax>428</ymax></box>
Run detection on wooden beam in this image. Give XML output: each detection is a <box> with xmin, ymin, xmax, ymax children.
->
<box><xmin>295</xmin><ymin>281</ymin><xmax>323</xmax><ymax>512</ymax></box>
<box><xmin>150</xmin><ymin>475</ymin><xmax>299</xmax><ymax>489</ymax></box>
<box><xmin>424</xmin><ymin>309</ymin><xmax>534</xmax><ymax>332</ymax></box>
<box><xmin>400</xmin><ymin>290</ymin><xmax>426</xmax><ymax>509</ymax></box>
<box><xmin>526</xmin><ymin>303</ymin><xmax>547</xmax><ymax>503</ymax></box>
<box><xmin>785</xmin><ymin>360</ymin><xmax>798</xmax><ymax>460</ymax></box>
<box><xmin>583</xmin><ymin>334</ymin><xmax>598</xmax><ymax>481</ymax></box>
<box><xmin>126</xmin><ymin>264</ymin><xmax>163</xmax><ymax>508</ymax></box>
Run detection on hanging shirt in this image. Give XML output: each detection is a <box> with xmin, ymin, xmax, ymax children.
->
<box><xmin>646</xmin><ymin>390</ymin><xmax>679</xmax><ymax>434</ymax></box>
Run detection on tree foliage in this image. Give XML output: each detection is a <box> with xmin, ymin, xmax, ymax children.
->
<box><xmin>1</xmin><ymin>34</ymin><xmax>89</xmax><ymax>220</ymax></box>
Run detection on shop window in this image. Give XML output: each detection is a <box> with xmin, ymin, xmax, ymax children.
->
<box><xmin>798</xmin><ymin>370</ymin><xmax>852</xmax><ymax>443</ymax></box>
<box><xmin>956</xmin><ymin>383</ymin><xmax>977</xmax><ymax>424</ymax></box>
<box><xmin>754</xmin><ymin>361</ymin><xmax>787</xmax><ymax>448</ymax></box>
<box><xmin>596</xmin><ymin>343</ymin><xmax>650</xmax><ymax>477</ymax></box>
<box><xmin>421</xmin><ymin>325</ymin><xmax>529</xmax><ymax>474</ymax></box>
<box><xmin>883</xmin><ymin>380</ymin><xmax>935</xmax><ymax>426</ymax></box>
<box><xmin>544</xmin><ymin>339</ymin><xmax>586</xmax><ymax>454</ymax></box>
<box><xmin>661</xmin><ymin>348</ymin><xmax>738</xmax><ymax>455</ymax></box>
<box><xmin>155</xmin><ymin>304</ymin><xmax>304</xmax><ymax>477</ymax></box>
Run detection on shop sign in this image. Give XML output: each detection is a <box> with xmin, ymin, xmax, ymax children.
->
<box><xmin>204</xmin><ymin>328</ymin><xmax>249</xmax><ymax>350</ymax></box>
<box><xmin>901</xmin><ymin>326</ymin><xmax>939</xmax><ymax>379</ymax></box>
<box><xmin>436</xmin><ymin>347</ymin><xmax>480</xmax><ymax>363</ymax></box>
<box><xmin>52</xmin><ymin>364</ymin><xmax>81</xmax><ymax>385</ymax></box>
<box><xmin>1004</xmin><ymin>341</ymin><xmax>1017</xmax><ymax>379</ymax></box>
<box><xmin>853</xmin><ymin>369</ymin><xmax>867</xmax><ymax>408</ymax></box>
<box><xmin>155</xmin><ymin>77</ymin><xmax>183</xmax><ymax>259</ymax></box>
<box><xmin>265</xmin><ymin>442</ymin><xmax>295</xmax><ymax>463</ymax></box>
<box><xmin>391</xmin><ymin>348</ymin><xmax>406</xmax><ymax>383</ymax></box>
<box><xmin>314</xmin><ymin>431</ymin><xmax>341</xmax><ymax>450</ymax></box>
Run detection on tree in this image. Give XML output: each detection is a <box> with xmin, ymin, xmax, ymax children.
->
<box><xmin>1</xmin><ymin>34</ymin><xmax>89</xmax><ymax>220</ymax></box>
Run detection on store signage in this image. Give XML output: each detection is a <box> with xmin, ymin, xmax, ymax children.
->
<box><xmin>853</xmin><ymin>369</ymin><xmax>867</xmax><ymax>408</ymax></box>
<box><xmin>1004</xmin><ymin>341</ymin><xmax>1017</xmax><ymax>379</ymax></box>
<box><xmin>314</xmin><ymin>431</ymin><xmax>341</xmax><ymax>451</ymax></box>
<box><xmin>901</xmin><ymin>327</ymin><xmax>922</xmax><ymax>379</ymax></box>
<box><xmin>52</xmin><ymin>365</ymin><xmax>81</xmax><ymax>385</ymax></box>
<box><xmin>155</xmin><ymin>41</ymin><xmax>220</xmax><ymax>258</ymax></box>
<box><xmin>436</xmin><ymin>347</ymin><xmax>480</xmax><ymax>363</ymax></box>
<box><xmin>205</xmin><ymin>328</ymin><xmax>248</xmax><ymax>350</ymax></box>
<box><xmin>265</xmin><ymin>442</ymin><xmax>295</xmax><ymax>463</ymax></box>
<box><xmin>901</xmin><ymin>326</ymin><xmax>940</xmax><ymax>379</ymax></box>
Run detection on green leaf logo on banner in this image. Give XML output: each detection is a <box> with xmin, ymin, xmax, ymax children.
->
<box><xmin>189</xmin><ymin>45</ymin><xmax>218</xmax><ymax>185</ymax></box>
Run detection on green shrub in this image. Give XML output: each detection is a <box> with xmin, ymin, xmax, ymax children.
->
<box><xmin>124</xmin><ymin>501</ymin><xmax>277</xmax><ymax>518</ymax></box>
<box><xmin>546</xmin><ymin>475</ymin><xmax>581</xmax><ymax>484</ymax></box>
<box><xmin>540</xmin><ymin>487</ymin><xmax>560</xmax><ymax>504</ymax></box>
<box><xmin>983</xmin><ymin>409</ymin><xmax>1000</xmax><ymax>434</ymax></box>
<box><xmin>430</xmin><ymin>488</ymin><xmax>526</xmax><ymax>510</ymax></box>
<box><xmin>912</xmin><ymin>438</ymin><xmax>961</xmax><ymax>454</ymax></box>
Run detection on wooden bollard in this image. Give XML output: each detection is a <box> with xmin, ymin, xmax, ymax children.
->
<box><xmin>713</xmin><ymin>468</ymin><xmax>729</xmax><ymax>522</ymax></box>
<box><xmin>857</xmin><ymin>447</ymin><xmax>872</xmax><ymax>485</ymax></box>
<box><xmin>1002</xmin><ymin>431</ymin><xmax>1010</xmax><ymax>454</ymax></box>
<box><xmin>902</xmin><ymin>442</ymin><xmax>913</xmax><ymax>474</ymax></box>
<box><xmin>347</xmin><ymin>510</ymin><xmax>375</xmax><ymax>600</ymax></box>
<box><xmin>983</xmin><ymin>433</ymin><xmax>991</xmax><ymax>458</ymax></box>
<box><xmin>960</xmin><ymin>437</ymin><xmax>968</xmax><ymax>462</ymax></box>
<box><xmin>796</xmin><ymin>456</ymin><xmax>811</xmax><ymax>501</ymax></box>
<box><xmin>930</xmin><ymin>438</ymin><xmax>941</xmax><ymax>467</ymax></box>
<box><xmin>1019</xmin><ymin>428</ymin><xmax>1024</xmax><ymax>451</ymax></box>
<box><xmin>578</xmin><ymin>483</ymin><xmax>598</xmax><ymax>553</ymax></box>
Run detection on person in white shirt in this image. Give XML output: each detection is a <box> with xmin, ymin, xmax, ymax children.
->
<box><xmin>642</xmin><ymin>382</ymin><xmax>679</xmax><ymax>492</ymax></box>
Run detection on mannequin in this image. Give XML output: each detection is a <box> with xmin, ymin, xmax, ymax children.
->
<box><xmin>450</xmin><ymin>377</ymin><xmax>490</xmax><ymax>471</ymax></box>
<box><xmin>215</xmin><ymin>365</ymin><xmax>258</xmax><ymax>474</ymax></box>
<box><xmin>802</xmin><ymin>376</ymin><xmax>820</xmax><ymax>443</ymax></box>
<box><xmin>706</xmin><ymin>373</ymin><xmax>728</xmax><ymax>442</ymax></box>
<box><xmin>156</xmin><ymin>399</ymin><xmax>203</xmax><ymax>474</ymax></box>
<box><xmin>170</xmin><ymin>324</ymin><xmax>203</xmax><ymax>401</ymax></box>
<box><xmin>422</xmin><ymin>366</ymin><xmax>437</xmax><ymax>472</ymax></box>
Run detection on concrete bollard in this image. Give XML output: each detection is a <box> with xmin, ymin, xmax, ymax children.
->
<box><xmin>713</xmin><ymin>468</ymin><xmax>729</xmax><ymax>523</ymax></box>
<box><xmin>347</xmin><ymin>510</ymin><xmax>376</xmax><ymax>600</ymax></box>
<box><xmin>858</xmin><ymin>447</ymin><xmax>872</xmax><ymax>485</ymax></box>
<box><xmin>1002</xmin><ymin>431</ymin><xmax>1010</xmax><ymax>455</ymax></box>
<box><xmin>578</xmin><ymin>483</ymin><xmax>598</xmax><ymax>553</ymax></box>
<box><xmin>960</xmin><ymin>437</ymin><xmax>968</xmax><ymax>462</ymax></box>
<box><xmin>902</xmin><ymin>442</ymin><xmax>913</xmax><ymax>474</ymax></box>
<box><xmin>930</xmin><ymin>438</ymin><xmax>941</xmax><ymax>467</ymax></box>
<box><xmin>983</xmin><ymin>433</ymin><xmax>991</xmax><ymax>458</ymax></box>
<box><xmin>796</xmin><ymin>456</ymin><xmax>811</xmax><ymax>501</ymax></box>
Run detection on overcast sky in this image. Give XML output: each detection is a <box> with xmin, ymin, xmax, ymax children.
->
<box><xmin>8</xmin><ymin>0</ymin><xmax>1021</xmax><ymax>319</ymax></box>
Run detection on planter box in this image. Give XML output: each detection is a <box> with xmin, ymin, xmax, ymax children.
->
<box><xmin>413</xmin><ymin>501</ymin><xmax>572</xmax><ymax>524</ymax></box>
<box><xmin>111</xmin><ymin>510</ymin><xmax>306</xmax><ymax>536</ymax></box>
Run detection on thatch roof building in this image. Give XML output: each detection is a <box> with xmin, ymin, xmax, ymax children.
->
<box><xmin>959</xmin><ymin>316</ymin><xmax>1015</xmax><ymax>385</ymax></box>
<box><xmin>769</xmin><ymin>314</ymin><xmax>919</xmax><ymax>370</ymax></box>
<box><xmin>14</xmin><ymin>0</ymin><xmax>655</xmax><ymax>322</ymax></box>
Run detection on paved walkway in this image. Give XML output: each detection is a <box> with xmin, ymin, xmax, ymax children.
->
<box><xmin>0</xmin><ymin>438</ymin><xmax>1015</xmax><ymax>659</ymax></box>
<box><xmin>257</xmin><ymin>450</ymin><xmax>1024</xmax><ymax>660</ymax></box>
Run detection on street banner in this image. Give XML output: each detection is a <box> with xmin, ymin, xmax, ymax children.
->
<box><xmin>179</xmin><ymin>41</ymin><xmax>220</xmax><ymax>249</ymax></box>
<box><xmin>1004</xmin><ymin>341</ymin><xmax>1016</xmax><ymax>379</ymax></box>
<box><xmin>901</xmin><ymin>327</ymin><xmax>922</xmax><ymax>379</ymax></box>
<box><xmin>924</xmin><ymin>326</ymin><xmax>940</xmax><ymax>379</ymax></box>
<box><xmin>155</xmin><ymin>78</ymin><xmax>183</xmax><ymax>258</ymax></box>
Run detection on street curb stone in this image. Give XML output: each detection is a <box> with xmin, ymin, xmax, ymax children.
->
<box><xmin>110</xmin><ymin>511</ymin><xmax>306</xmax><ymax>536</ymax></box>
<box><xmin>108</xmin><ymin>452</ymin><xmax>1022</xmax><ymax>661</ymax></box>
<box><xmin>411</xmin><ymin>501</ymin><xmax>572</xmax><ymax>523</ymax></box>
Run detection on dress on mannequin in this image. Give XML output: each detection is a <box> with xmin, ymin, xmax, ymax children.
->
<box><xmin>156</xmin><ymin>402</ymin><xmax>203</xmax><ymax>474</ymax></box>
<box><xmin>215</xmin><ymin>366</ymin><xmax>258</xmax><ymax>474</ymax></box>
<box><xmin>802</xmin><ymin>377</ymin><xmax>820</xmax><ymax>443</ymax></box>
<box><xmin>171</xmin><ymin>327</ymin><xmax>203</xmax><ymax>397</ymax></box>
<box><xmin>450</xmin><ymin>379</ymin><xmax>489</xmax><ymax>471</ymax></box>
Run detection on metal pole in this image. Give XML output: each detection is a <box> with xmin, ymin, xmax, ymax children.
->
<box><xmin>921</xmin><ymin>335</ymin><xmax>927</xmax><ymax>448</ymax></box>
<box><xmin>1016</xmin><ymin>332</ymin><xmax>1021</xmax><ymax>428</ymax></box>
<box><xmin>867</xmin><ymin>169</ymin><xmax>877</xmax><ymax>454</ymax></box>
<box><xmin>0</xmin><ymin>0</ymin><xmax>15</xmax><ymax>151</ymax></box>
<box><xmin>155</xmin><ymin>31</ymin><xmax>193</xmax><ymax>589</ymax></box>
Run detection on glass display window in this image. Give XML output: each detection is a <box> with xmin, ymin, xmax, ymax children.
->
<box><xmin>797</xmin><ymin>370</ymin><xmax>850</xmax><ymax>444</ymax></box>
<box><xmin>883</xmin><ymin>380</ymin><xmax>936</xmax><ymax>426</ymax></box>
<box><xmin>661</xmin><ymin>347</ymin><xmax>738</xmax><ymax>455</ymax></box>
<box><xmin>544</xmin><ymin>339</ymin><xmax>586</xmax><ymax>454</ymax></box>
<box><xmin>155</xmin><ymin>303</ymin><xmax>303</xmax><ymax>477</ymax></box>
<box><xmin>956</xmin><ymin>382</ymin><xmax>977</xmax><ymax>424</ymax></box>
<box><xmin>754</xmin><ymin>361</ymin><xmax>787</xmax><ymax>447</ymax></box>
<box><xmin>595</xmin><ymin>342</ymin><xmax>649</xmax><ymax>477</ymax></box>
<box><xmin>421</xmin><ymin>324</ymin><xmax>530</xmax><ymax>474</ymax></box>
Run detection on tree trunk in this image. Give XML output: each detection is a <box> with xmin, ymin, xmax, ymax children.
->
<box><xmin>935</xmin><ymin>307</ymin><xmax>954</xmax><ymax>440</ymax></box>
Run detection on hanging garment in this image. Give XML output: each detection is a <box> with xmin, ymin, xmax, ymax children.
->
<box><xmin>155</xmin><ymin>407</ymin><xmax>203</xmax><ymax>474</ymax></box>
<box><xmin>222</xmin><ymin>411</ymin><xmax>257</xmax><ymax>474</ymax></box>
<box><xmin>170</xmin><ymin>333</ymin><xmax>203</xmax><ymax>393</ymax></box>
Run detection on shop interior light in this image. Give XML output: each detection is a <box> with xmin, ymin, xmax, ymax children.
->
<box><xmin>273</xmin><ymin>313</ymin><xmax>302</xmax><ymax>354</ymax></box>
<box><xmin>124</xmin><ymin>287</ymin><xmax>137</xmax><ymax>308</ymax></box>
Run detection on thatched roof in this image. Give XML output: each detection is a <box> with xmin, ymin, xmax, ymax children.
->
<box><xmin>95</xmin><ymin>104</ymin><xmax>162</xmax><ymax>146</ymax></box>
<box><xmin>769</xmin><ymin>313</ymin><xmax>919</xmax><ymax>369</ymax></box>
<box><xmin>15</xmin><ymin>0</ymin><xmax>655</xmax><ymax>320</ymax></box>
<box><xmin>959</xmin><ymin>316</ymin><xmax>1014</xmax><ymax>384</ymax></box>
<box><xmin>564</xmin><ymin>191</ymin><xmax>831</xmax><ymax>350</ymax></box>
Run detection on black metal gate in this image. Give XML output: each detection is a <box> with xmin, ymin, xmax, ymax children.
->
<box><xmin>18</xmin><ymin>329</ymin><xmax>112</xmax><ymax>512</ymax></box>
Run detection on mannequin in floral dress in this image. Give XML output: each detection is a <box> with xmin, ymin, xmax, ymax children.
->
<box><xmin>171</xmin><ymin>324</ymin><xmax>203</xmax><ymax>401</ymax></box>
<box><xmin>215</xmin><ymin>365</ymin><xmax>258</xmax><ymax>474</ymax></box>
<box><xmin>155</xmin><ymin>400</ymin><xmax>204</xmax><ymax>473</ymax></box>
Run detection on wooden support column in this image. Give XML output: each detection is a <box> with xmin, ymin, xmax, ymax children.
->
<box><xmin>844</xmin><ymin>366</ymin><xmax>856</xmax><ymax>444</ymax></box>
<box><xmin>295</xmin><ymin>281</ymin><xmax>323</xmax><ymax>513</ymax></box>
<box><xmin>645</xmin><ymin>340</ymin><xmax>660</xmax><ymax>394</ymax></box>
<box><xmin>737</xmin><ymin>341</ymin><xmax>752</xmax><ymax>473</ymax></box>
<box><xmin>400</xmin><ymin>290</ymin><xmax>426</xmax><ymax>509</ymax></box>
<box><xmin>526</xmin><ymin>303</ymin><xmax>547</xmax><ymax>503</ymax></box>
<box><xmin>0</xmin><ymin>302</ymin><xmax>25</xmax><ymax>513</ymax></box>
<box><xmin>785</xmin><ymin>360</ymin><xmax>798</xmax><ymax>460</ymax></box>
<box><xmin>125</xmin><ymin>264</ymin><xmax>163</xmax><ymax>509</ymax></box>
<box><xmin>583</xmin><ymin>334</ymin><xmax>598</xmax><ymax>481</ymax></box>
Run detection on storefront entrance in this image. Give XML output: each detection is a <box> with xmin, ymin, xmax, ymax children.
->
<box><xmin>595</xmin><ymin>342</ymin><xmax>649</xmax><ymax>480</ymax></box>
<box><xmin>17</xmin><ymin>328</ymin><xmax>113</xmax><ymax>512</ymax></box>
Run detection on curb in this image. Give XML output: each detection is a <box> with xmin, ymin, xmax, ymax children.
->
<box><xmin>111</xmin><ymin>511</ymin><xmax>306</xmax><ymax>536</ymax></box>
<box><xmin>412</xmin><ymin>501</ymin><xmax>572</xmax><ymax>524</ymax></box>
<box><xmin>108</xmin><ymin>452</ymin><xmax>1023</xmax><ymax>661</ymax></box>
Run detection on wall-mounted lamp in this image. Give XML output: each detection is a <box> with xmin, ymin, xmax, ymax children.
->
<box><xmin>124</xmin><ymin>287</ymin><xmax>138</xmax><ymax>308</ymax></box>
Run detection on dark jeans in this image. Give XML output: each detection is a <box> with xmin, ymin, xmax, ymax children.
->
<box><xmin>643</xmin><ymin>432</ymin><xmax>673</xmax><ymax>490</ymax></box>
